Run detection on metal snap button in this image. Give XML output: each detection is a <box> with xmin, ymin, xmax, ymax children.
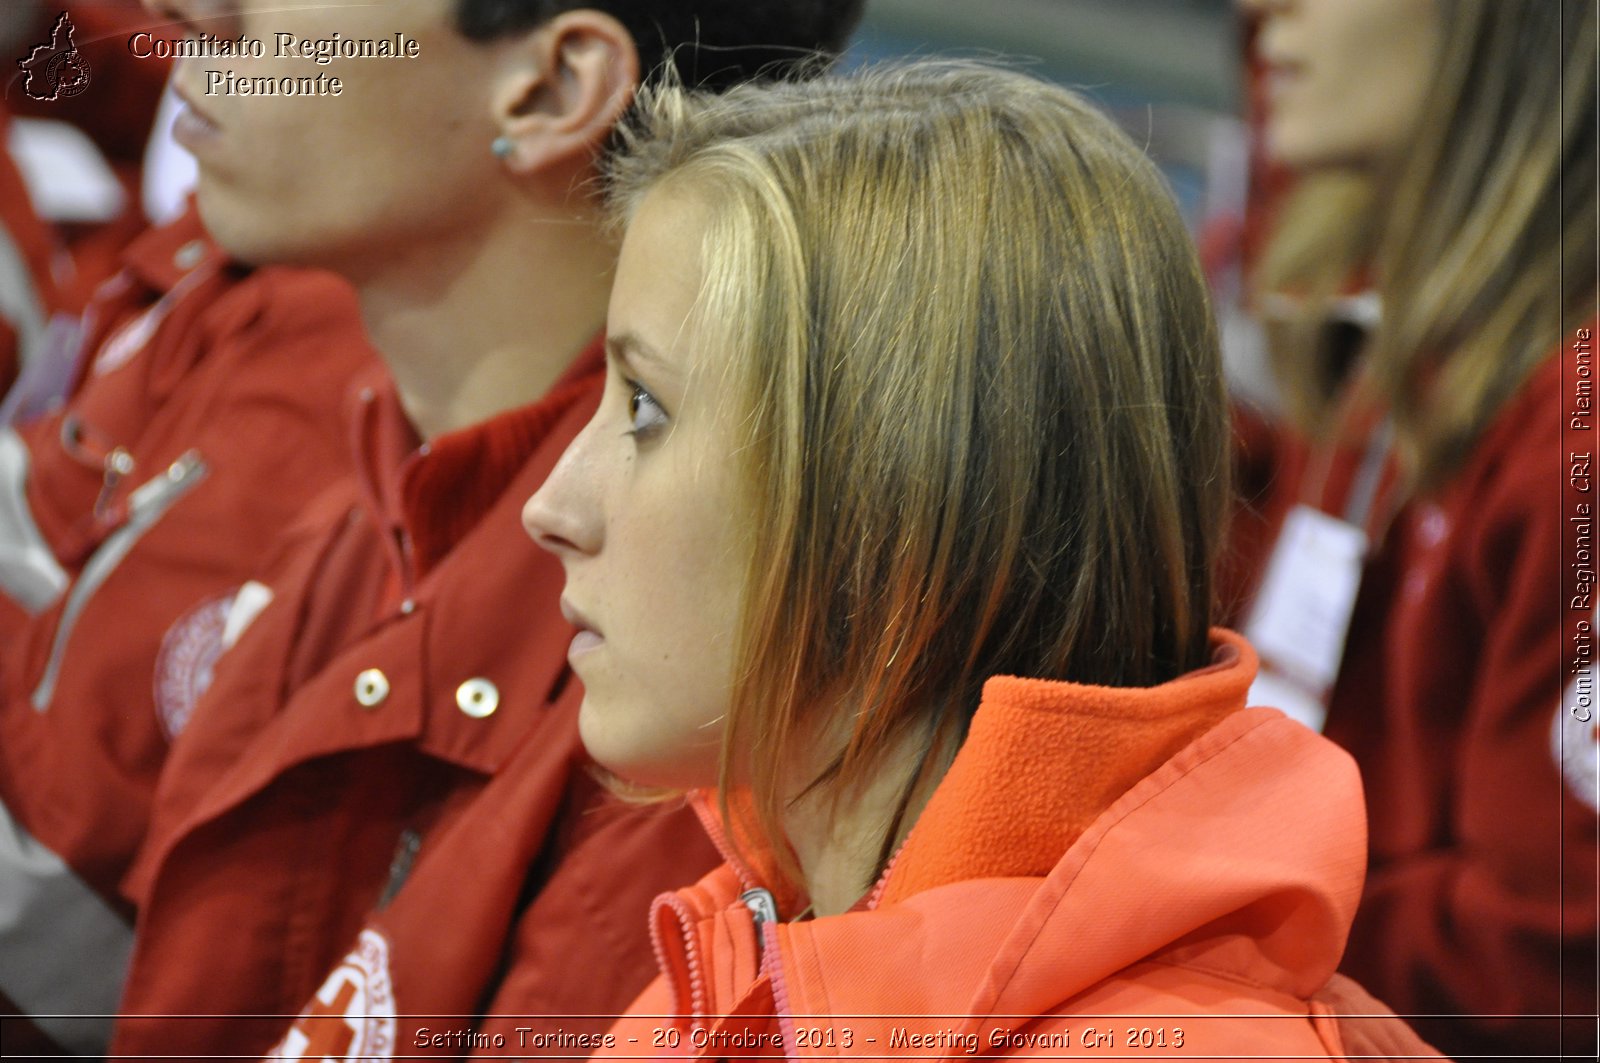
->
<box><xmin>354</xmin><ymin>668</ymin><xmax>390</xmax><ymax>709</ymax></box>
<box><xmin>455</xmin><ymin>678</ymin><xmax>499</xmax><ymax>719</ymax></box>
<box><xmin>174</xmin><ymin>239</ymin><xmax>205</xmax><ymax>270</ymax></box>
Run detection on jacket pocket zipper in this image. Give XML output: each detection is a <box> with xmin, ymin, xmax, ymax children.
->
<box><xmin>32</xmin><ymin>450</ymin><xmax>209</xmax><ymax>710</ymax></box>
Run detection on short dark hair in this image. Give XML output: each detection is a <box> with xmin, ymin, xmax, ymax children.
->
<box><xmin>454</xmin><ymin>1</ymin><xmax>864</xmax><ymax>90</ymax></box>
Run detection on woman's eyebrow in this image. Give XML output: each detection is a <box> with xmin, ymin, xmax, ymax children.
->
<box><xmin>605</xmin><ymin>332</ymin><xmax>679</xmax><ymax>378</ymax></box>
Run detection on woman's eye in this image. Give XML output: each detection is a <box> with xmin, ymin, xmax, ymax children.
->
<box><xmin>627</xmin><ymin>382</ymin><xmax>669</xmax><ymax>437</ymax></box>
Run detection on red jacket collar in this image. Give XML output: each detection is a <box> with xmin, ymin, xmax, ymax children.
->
<box><xmin>350</xmin><ymin>335</ymin><xmax>605</xmax><ymax>583</ymax></box>
<box><xmin>115</xmin><ymin>203</ymin><xmax>229</xmax><ymax>294</ymax></box>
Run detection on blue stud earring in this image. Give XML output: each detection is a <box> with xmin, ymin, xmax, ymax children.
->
<box><xmin>491</xmin><ymin>135</ymin><xmax>515</xmax><ymax>160</ymax></box>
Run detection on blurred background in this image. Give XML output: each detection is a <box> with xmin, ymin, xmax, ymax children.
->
<box><xmin>851</xmin><ymin>0</ymin><xmax>1243</xmax><ymax>226</ymax></box>
<box><xmin>0</xmin><ymin>0</ymin><xmax>1258</xmax><ymax>408</ymax></box>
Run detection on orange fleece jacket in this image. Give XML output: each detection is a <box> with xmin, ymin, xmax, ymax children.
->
<box><xmin>599</xmin><ymin>631</ymin><xmax>1445</xmax><ymax>1062</ymax></box>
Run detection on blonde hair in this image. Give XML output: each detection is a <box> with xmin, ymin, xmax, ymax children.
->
<box><xmin>608</xmin><ymin>61</ymin><xmax>1229</xmax><ymax>878</ymax></box>
<box><xmin>1259</xmin><ymin>0</ymin><xmax>1598</xmax><ymax>485</ymax></box>
<box><xmin>1253</xmin><ymin>172</ymin><xmax>1379</xmax><ymax>426</ymax></box>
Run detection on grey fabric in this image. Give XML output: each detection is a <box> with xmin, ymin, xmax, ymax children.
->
<box><xmin>0</xmin><ymin>795</ymin><xmax>131</xmax><ymax>1055</ymax></box>
<box><xmin>0</xmin><ymin>427</ymin><xmax>67</xmax><ymax>613</ymax></box>
<box><xmin>0</xmin><ymin>216</ymin><xmax>47</xmax><ymax>375</ymax></box>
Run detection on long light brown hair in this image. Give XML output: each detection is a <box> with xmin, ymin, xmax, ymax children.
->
<box><xmin>607</xmin><ymin>61</ymin><xmax>1230</xmax><ymax>879</ymax></box>
<box><xmin>1258</xmin><ymin>0</ymin><xmax>1597</xmax><ymax>486</ymax></box>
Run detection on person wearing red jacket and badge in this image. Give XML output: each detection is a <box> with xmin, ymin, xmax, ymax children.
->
<box><xmin>98</xmin><ymin>2</ymin><xmax>864</xmax><ymax>1061</ymax></box>
<box><xmin>522</xmin><ymin>60</ymin><xmax>1441</xmax><ymax>1062</ymax></box>
<box><xmin>1233</xmin><ymin>1</ymin><xmax>1597</xmax><ymax>1058</ymax></box>
<box><xmin>0</xmin><ymin>203</ymin><xmax>377</xmax><ymax>1055</ymax></box>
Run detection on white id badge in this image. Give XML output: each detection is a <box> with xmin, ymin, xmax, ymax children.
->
<box><xmin>1243</xmin><ymin>504</ymin><xmax>1368</xmax><ymax>732</ymax></box>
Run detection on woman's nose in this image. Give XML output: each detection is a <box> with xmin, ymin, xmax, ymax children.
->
<box><xmin>523</xmin><ymin>423</ymin><xmax>603</xmax><ymax>558</ymax></box>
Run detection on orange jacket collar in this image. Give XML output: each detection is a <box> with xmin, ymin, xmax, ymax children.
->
<box><xmin>656</xmin><ymin>632</ymin><xmax>1367</xmax><ymax>1030</ymax></box>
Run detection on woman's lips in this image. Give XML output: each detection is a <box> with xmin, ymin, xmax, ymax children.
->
<box><xmin>1258</xmin><ymin>59</ymin><xmax>1304</xmax><ymax>102</ymax></box>
<box><xmin>172</xmin><ymin>93</ymin><xmax>221</xmax><ymax>152</ymax></box>
<box><xmin>561</xmin><ymin>598</ymin><xmax>604</xmax><ymax>660</ymax></box>
<box><xmin>569</xmin><ymin>629</ymin><xmax>604</xmax><ymax>659</ymax></box>
<box><xmin>170</xmin><ymin>84</ymin><xmax>222</xmax><ymax>151</ymax></box>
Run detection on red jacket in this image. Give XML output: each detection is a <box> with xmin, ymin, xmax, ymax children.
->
<box><xmin>0</xmin><ymin>211</ymin><xmax>376</xmax><ymax>1056</ymax></box>
<box><xmin>113</xmin><ymin>353</ymin><xmax>719</xmax><ymax>1061</ymax></box>
<box><xmin>1241</xmin><ymin>337</ymin><xmax>1598</xmax><ymax>1058</ymax></box>
<box><xmin>259</xmin><ymin>729</ymin><xmax>718</xmax><ymax>1063</ymax></box>
<box><xmin>600</xmin><ymin>632</ymin><xmax>1439</xmax><ymax>1062</ymax></box>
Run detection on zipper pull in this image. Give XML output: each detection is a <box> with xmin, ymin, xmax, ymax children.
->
<box><xmin>59</xmin><ymin>414</ymin><xmax>136</xmax><ymax>524</ymax></box>
<box><xmin>92</xmin><ymin>447</ymin><xmax>135</xmax><ymax>524</ymax></box>
<box><xmin>740</xmin><ymin>887</ymin><xmax>779</xmax><ymax>950</ymax></box>
<box><xmin>377</xmin><ymin>828</ymin><xmax>423</xmax><ymax>910</ymax></box>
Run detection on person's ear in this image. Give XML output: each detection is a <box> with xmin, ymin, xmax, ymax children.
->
<box><xmin>490</xmin><ymin>10</ymin><xmax>640</xmax><ymax>174</ymax></box>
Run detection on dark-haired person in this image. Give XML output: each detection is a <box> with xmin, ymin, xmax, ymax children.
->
<box><xmin>523</xmin><ymin>60</ymin><xmax>1439</xmax><ymax>1061</ymax></box>
<box><xmin>16</xmin><ymin>0</ymin><xmax>867</xmax><ymax>1059</ymax></box>
<box><xmin>2</xmin><ymin>24</ymin><xmax>381</xmax><ymax>1057</ymax></box>
<box><xmin>1237</xmin><ymin>0</ymin><xmax>1596</xmax><ymax>1057</ymax></box>
<box><xmin>0</xmin><ymin>207</ymin><xmax>380</xmax><ymax>1057</ymax></box>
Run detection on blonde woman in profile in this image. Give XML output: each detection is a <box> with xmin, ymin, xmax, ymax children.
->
<box><xmin>1236</xmin><ymin>1</ymin><xmax>1598</xmax><ymax>1057</ymax></box>
<box><xmin>522</xmin><ymin>61</ymin><xmax>1439</xmax><ymax>1060</ymax></box>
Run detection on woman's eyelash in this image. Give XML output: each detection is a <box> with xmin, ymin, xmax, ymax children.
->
<box><xmin>624</xmin><ymin>378</ymin><xmax>669</xmax><ymax>438</ymax></box>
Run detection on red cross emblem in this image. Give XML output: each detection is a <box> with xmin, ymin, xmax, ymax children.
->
<box><xmin>269</xmin><ymin>930</ymin><xmax>397</xmax><ymax>1061</ymax></box>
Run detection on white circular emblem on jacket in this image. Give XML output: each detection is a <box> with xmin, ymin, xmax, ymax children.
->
<box><xmin>270</xmin><ymin>930</ymin><xmax>397</xmax><ymax>1062</ymax></box>
<box><xmin>153</xmin><ymin>581</ymin><xmax>275</xmax><ymax>739</ymax></box>
<box><xmin>152</xmin><ymin>592</ymin><xmax>233</xmax><ymax>740</ymax></box>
